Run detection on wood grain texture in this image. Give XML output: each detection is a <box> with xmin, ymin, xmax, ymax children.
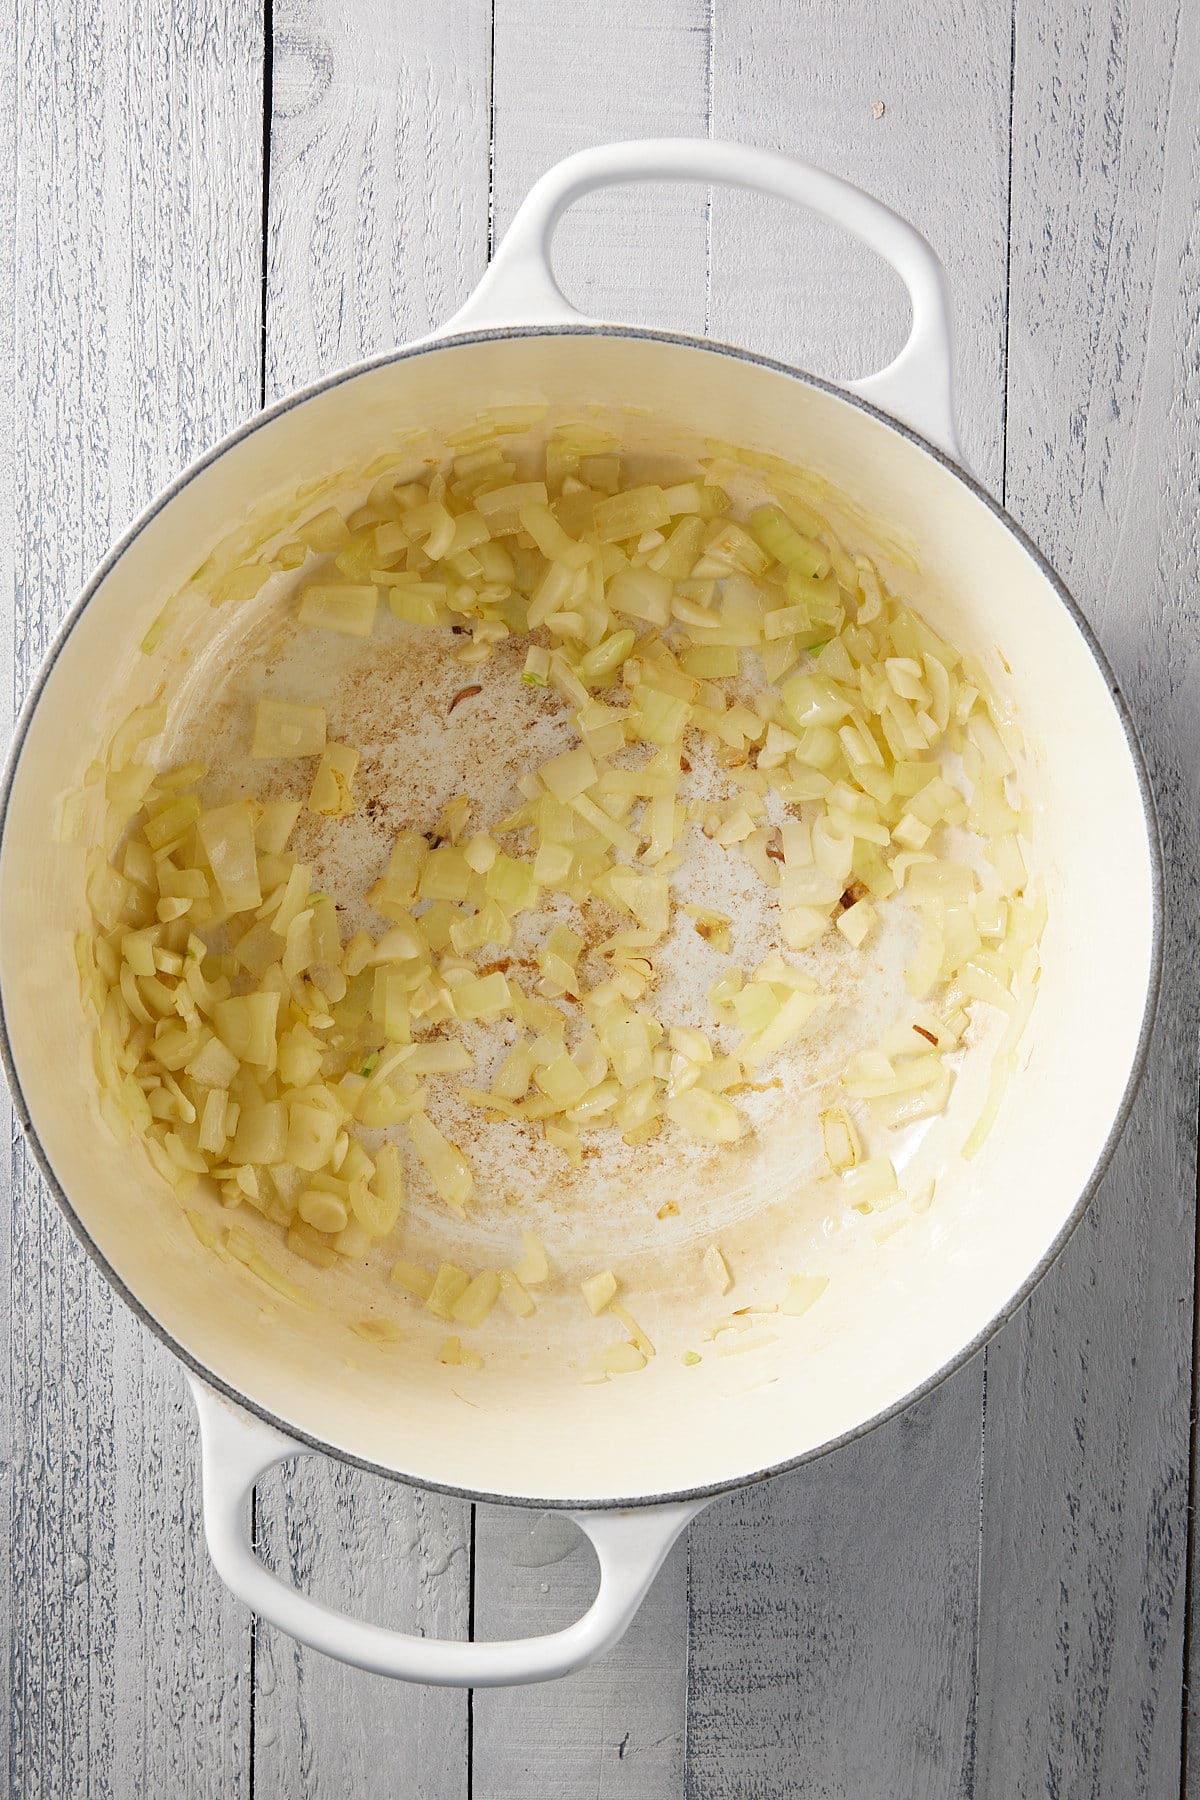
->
<box><xmin>5</xmin><ymin>2</ymin><xmax>1200</xmax><ymax>1796</ymax></box>
<box><xmin>976</xmin><ymin>3</ymin><xmax>1200</xmax><ymax>1795</ymax></box>
<box><xmin>472</xmin><ymin>7</ymin><xmax>711</xmax><ymax>1792</ymax></box>
<box><xmin>252</xmin><ymin>1465</ymin><xmax>472</xmax><ymax>1800</ymax></box>
<box><xmin>264</xmin><ymin>0</ymin><xmax>493</xmax><ymax>391</ymax></box>
<box><xmin>472</xmin><ymin>1508</ymin><xmax>690</xmax><ymax>1799</ymax></box>
<box><xmin>686</xmin><ymin>5</ymin><xmax>1012</xmax><ymax>1795</ymax></box>
<box><xmin>489</xmin><ymin>0</ymin><xmax>711</xmax><ymax>337</ymax></box>
<box><xmin>250</xmin><ymin>5</ymin><xmax>490</xmax><ymax>1793</ymax></box>
<box><xmin>4</xmin><ymin>2</ymin><xmax>264</xmax><ymax>1796</ymax></box>
<box><xmin>688</xmin><ymin>1390</ymin><xmax>984</xmax><ymax>1800</ymax></box>
<box><xmin>0</xmin><ymin>7</ymin><xmax>16</xmax><ymax>1781</ymax></box>
<box><xmin>703</xmin><ymin>0</ymin><xmax>1013</xmax><ymax>491</ymax></box>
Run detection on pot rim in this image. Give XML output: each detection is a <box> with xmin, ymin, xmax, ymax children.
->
<box><xmin>0</xmin><ymin>322</ymin><xmax>1165</xmax><ymax>1511</ymax></box>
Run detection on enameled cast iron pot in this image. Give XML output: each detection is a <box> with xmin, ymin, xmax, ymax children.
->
<box><xmin>0</xmin><ymin>142</ymin><xmax>1161</xmax><ymax>1686</ymax></box>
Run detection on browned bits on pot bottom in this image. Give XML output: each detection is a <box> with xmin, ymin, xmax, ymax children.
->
<box><xmin>447</xmin><ymin>684</ymin><xmax>483</xmax><ymax>716</ymax></box>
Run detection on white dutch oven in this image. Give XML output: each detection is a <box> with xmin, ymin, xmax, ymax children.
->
<box><xmin>0</xmin><ymin>142</ymin><xmax>1160</xmax><ymax>1687</ymax></box>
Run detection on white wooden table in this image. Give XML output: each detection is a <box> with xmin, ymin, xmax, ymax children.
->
<box><xmin>3</xmin><ymin>2</ymin><xmax>1198</xmax><ymax>1793</ymax></box>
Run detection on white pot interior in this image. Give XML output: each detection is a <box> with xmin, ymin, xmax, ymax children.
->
<box><xmin>0</xmin><ymin>332</ymin><xmax>1157</xmax><ymax>1504</ymax></box>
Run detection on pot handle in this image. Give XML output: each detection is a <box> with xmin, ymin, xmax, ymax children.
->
<box><xmin>441</xmin><ymin>138</ymin><xmax>961</xmax><ymax>459</ymax></box>
<box><xmin>188</xmin><ymin>1376</ymin><xmax>708</xmax><ymax>1687</ymax></box>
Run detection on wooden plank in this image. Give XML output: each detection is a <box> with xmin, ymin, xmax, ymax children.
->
<box><xmin>471</xmin><ymin>1508</ymin><xmax>690</xmax><ymax>1798</ymax></box>
<box><xmin>0</xmin><ymin>11</ymin><xmax>16</xmax><ymax>1786</ymax></box>
<box><xmin>469</xmin><ymin>8</ymin><xmax>709</xmax><ymax>1794</ymax></box>
<box><xmin>975</xmin><ymin>4</ymin><xmax>1199</xmax><ymax>1795</ymax></box>
<box><xmin>263</xmin><ymin>0</ymin><xmax>493</xmax><ymax>390</ymax></box>
<box><xmin>703</xmin><ymin>0</ymin><xmax>1012</xmax><ymax>490</ymax></box>
<box><xmin>252</xmin><ymin>1465</ymin><xmax>473</xmax><ymax>1799</ymax></box>
<box><xmin>489</xmin><ymin>0</ymin><xmax>711</xmax><ymax>338</ymax></box>
<box><xmin>688</xmin><ymin>1388</ymin><xmax>984</xmax><ymax>1799</ymax></box>
<box><xmin>249</xmin><ymin>5</ymin><xmax>490</xmax><ymax>1793</ymax></box>
<box><xmin>4</xmin><ymin>2</ymin><xmax>263</xmax><ymax>1795</ymax></box>
<box><xmin>686</xmin><ymin>3</ymin><xmax>1013</xmax><ymax>1793</ymax></box>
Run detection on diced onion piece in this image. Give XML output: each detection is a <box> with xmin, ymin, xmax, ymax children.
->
<box><xmin>514</xmin><ymin>1231</ymin><xmax>550</xmax><ymax>1285</ymax></box>
<box><xmin>629</xmin><ymin>685</ymin><xmax>690</xmax><ymax>745</ymax></box>
<box><xmin>308</xmin><ymin>743</ymin><xmax>359</xmax><ymax>817</ymax></box>
<box><xmin>836</xmin><ymin>898</ymin><xmax>877</xmax><ymax>948</ymax></box>
<box><xmin>820</xmin><ymin>1105</ymin><xmax>862</xmax><ymax>1173</ymax></box>
<box><xmin>439</xmin><ymin>1336</ymin><xmax>484</xmax><ymax>1370</ymax></box>
<box><xmin>702</xmin><ymin>1245</ymin><xmax>732</xmax><ymax>1296</ymax></box>
<box><xmin>403</xmin><ymin>1041</ymin><xmax>472</xmax><ymax>1075</ymax></box>
<box><xmin>536</xmin><ymin>1051</ymin><xmax>590</xmax><ymax>1109</ymax></box>
<box><xmin>407</xmin><ymin>1112</ymin><xmax>474</xmax><ymax>1214</ymax></box>
<box><xmin>540</xmin><ymin>746</ymin><xmax>597</xmax><ymax>801</ymax></box>
<box><xmin>568</xmin><ymin>793</ymin><xmax>639</xmax><ymax>858</ymax></box>
<box><xmin>251</xmin><ymin>698</ymin><xmax>327</xmax><ymax>759</ymax></box>
<box><xmin>499</xmin><ymin>1269</ymin><xmax>536</xmax><ymax>1318</ymax></box>
<box><xmin>453</xmin><ymin>971</ymin><xmax>512</xmax><ymax>1020</ymax></box>
<box><xmin>484</xmin><ymin>852</ymin><xmax>540</xmax><ymax>912</ymax></box>
<box><xmin>286</xmin><ymin>1099</ymin><xmax>339</xmax><ymax>1171</ymax></box>
<box><xmin>608</xmin><ymin>566</ymin><xmax>672</xmax><ymax>625</ymax></box>
<box><xmin>387</xmin><ymin>582</ymin><xmax>445</xmax><ymax>626</ymax></box>
<box><xmin>214</xmin><ymin>993</ymin><xmax>279</xmax><ymax>1068</ymax></box>
<box><xmin>518</xmin><ymin>501</ymin><xmax>591</xmax><ymax>568</ymax></box>
<box><xmin>197</xmin><ymin>802</ymin><xmax>262</xmax><ymax>912</ymax></box>
<box><xmin>610</xmin><ymin>1303</ymin><xmax>655</xmax><ymax>1358</ymax></box>
<box><xmin>581</xmin><ymin>1269</ymin><xmax>618</xmax><ymax>1315</ymax></box>
<box><xmin>185</xmin><ymin>1035</ymin><xmax>241</xmax><ymax>1089</ymax></box>
<box><xmin>425</xmin><ymin>1263</ymin><xmax>472</xmax><ymax>1319</ymax></box>
<box><xmin>297</xmin><ymin>583</ymin><xmax>378</xmax><ymax>637</ymax></box>
<box><xmin>781</xmin><ymin>1275</ymin><xmax>829</xmax><ymax>1317</ymax></box>
<box><xmin>594</xmin><ymin>485</ymin><xmax>670</xmax><ymax>543</ymax></box>
<box><xmin>475</xmin><ymin>481</ymin><xmax>549</xmax><ymax>534</ymax></box>
<box><xmin>585</xmin><ymin>1341</ymin><xmax>646</xmax><ymax>1380</ymax></box>
<box><xmin>419</xmin><ymin>846</ymin><xmax>472</xmax><ymax>901</ymax></box>
<box><xmin>196</xmin><ymin>1089</ymin><xmax>229</xmax><ymax>1154</ymax></box>
<box><xmin>231</xmin><ymin>1100</ymin><xmax>287</xmax><ymax>1165</ymax></box>
<box><xmin>740</xmin><ymin>988</ymin><xmax>823</xmax><ymax>1067</ymax></box>
<box><xmin>298</xmin><ymin>1188</ymin><xmax>348</xmax><ymax>1234</ymax></box>
<box><xmin>665</xmin><ymin>1080</ymin><xmax>741</xmax><ymax>1137</ymax></box>
<box><xmin>451</xmin><ymin>1270</ymin><xmax>501</xmax><ymax>1327</ymax></box>
<box><xmin>391</xmin><ymin>1259</ymin><xmax>435</xmax><ymax>1300</ymax></box>
<box><xmin>841</xmin><ymin>1156</ymin><xmax>898</xmax><ymax>1211</ymax></box>
<box><xmin>893</xmin><ymin>812</ymin><xmax>932</xmax><ymax>850</ymax></box>
<box><xmin>463</xmin><ymin>833</ymin><xmax>499</xmax><ymax>873</ymax></box>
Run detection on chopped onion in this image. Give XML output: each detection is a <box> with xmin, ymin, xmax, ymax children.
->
<box><xmin>514</xmin><ymin>1231</ymin><xmax>549</xmax><ymax>1285</ymax></box>
<box><xmin>820</xmin><ymin>1105</ymin><xmax>862</xmax><ymax>1174</ymax></box>
<box><xmin>841</xmin><ymin>1157</ymin><xmax>898</xmax><ymax>1211</ymax></box>
<box><xmin>251</xmin><ymin>699</ymin><xmax>327</xmax><ymax>760</ymax></box>
<box><xmin>781</xmin><ymin>1274</ymin><xmax>829</xmax><ymax>1317</ymax></box>
<box><xmin>581</xmin><ymin>1269</ymin><xmax>618</xmax><ymax>1315</ymax></box>
<box><xmin>585</xmin><ymin>1341</ymin><xmax>647</xmax><ymax>1380</ymax></box>
<box><xmin>439</xmin><ymin>1336</ymin><xmax>484</xmax><ymax>1370</ymax></box>
<box><xmin>610</xmin><ymin>1303</ymin><xmax>655</xmax><ymax>1358</ymax></box>
<box><xmin>84</xmin><ymin>411</ymin><xmax>1044</xmax><ymax>1386</ymax></box>
<box><xmin>297</xmin><ymin>583</ymin><xmax>378</xmax><ymax>637</ymax></box>
<box><xmin>308</xmin><ymin>743</ymin><xmax>359</xmax><ymax>817</ymax></box>
<box><xmin>666</xmin><ymin>1087</ymin><xmax>743</xmax><ymax>1144</ymax></box>
<box><xmin>451</xmin><ymin>1269</ymin><xmax>500</xmax><ymax>1327</ymax></box>
<box><xmin>702</xmin><ymin>1245</ymin><xmax>732</xmax><ymax>1296</ymax></box>
<box><xmin>499</xmin><ymin>1269</ymin><xmax>536</xmax><ymax>1317</ymax></box>
<box><xmin>391</xmin><ymin>1259</ymin><xmax>435</xmax><ymax>1300</ymax></box>
<box><xmin>407</xmin><ymin>1113</ymin><xmax>473</xmax><ymax>1215</ymax></box>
